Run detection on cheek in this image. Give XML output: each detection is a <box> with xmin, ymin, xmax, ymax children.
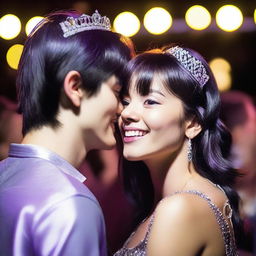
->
<box><xmin>104</xmin><ymin>94</ymin><xmax>118</xmax><ymax>113</ymax></box>
<box><xmin>146</xmin><ymin>111</ymin><xmax>183</xmax><ymax>132</ymax></box>
<box><xmin>146</xmin><ymin>112</ymin><xmax>185</xmax><ymax>150</ymax></box>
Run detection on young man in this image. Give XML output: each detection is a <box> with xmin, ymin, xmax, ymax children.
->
<box><xmin>0</xmin><ymin>10</ymin><xmax>134</xmax><ymax>256</ymax></box>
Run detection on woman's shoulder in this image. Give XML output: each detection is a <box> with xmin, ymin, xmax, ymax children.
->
<box><xmin>152</xmin><ymin>188</ymin><xmax>232</xmax><ymax>238</ymax></box>
<box><xmin>146</xmin><ymin>192</ymin><xmax>221</xmax><ymax>255</ymax></box>
<box><xmin>152</xmin><ymin>193</ymin><xmax>218</xmax><ymax>244</ymax></box>
<box><xmin>155</xmin><ymin>191</ymin><xmax>215</xmax><ymax>222</ymax></box>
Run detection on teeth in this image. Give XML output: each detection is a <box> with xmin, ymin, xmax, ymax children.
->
<box><xmin>125</xmin><ymin>130</ymin><xmax>146</xmax><ymax>137</ymax></box>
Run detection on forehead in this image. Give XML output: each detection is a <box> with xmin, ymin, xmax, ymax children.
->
<box><xmin>128</xmin><ymin>73</ymin><xmax>171</xmax><ymax>96</ymax></box>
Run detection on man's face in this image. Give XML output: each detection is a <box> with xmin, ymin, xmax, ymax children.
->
<box><xmin>80</xmin><ymin>75</ymin><xmax>122</xmax><ymax>151</ymax></box>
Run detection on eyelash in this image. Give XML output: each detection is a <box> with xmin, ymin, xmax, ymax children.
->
<box><xmin>121</xmin><ymin>99</ymin><xmax>130</xmax><ymax>106</ymax></box>
<box><xmin>144</xmin><ymin>99</ymin><xmax>159</xmax><ymax>105</ymax></box>
<box><xmin>121</xmin><ymin>98</ymin><xmax>160</xmax><ymax>107</ymax></box>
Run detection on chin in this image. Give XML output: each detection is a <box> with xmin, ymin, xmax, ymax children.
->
<box><xmin>123</xmin><ymin>152</ymin><xmax>144</xmax><ymax>161</ymax></box>
<box><xmin>102</xmin><ymin>139</ymin><xmax>116</xmax><ymax>150</ymax></box>
<box><xmin>124</xmin><ymin>156</ymin><xmax>140</xmax><ymax>161</ymax></box>
<box><xmin>97</xmin><ymin>131</ymin><xmax>116</xmax><ymax>149</ymax></box>
<box><xmin>104</xmin><ymin>143</ymin><xmax>116</xmax><ymax>150</ymax></box>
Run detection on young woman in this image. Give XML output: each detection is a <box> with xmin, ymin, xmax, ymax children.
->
<box><xmin>114</xmin><ymin>46</ymin><xmax>240</xmax><ymax>255</ymax></box>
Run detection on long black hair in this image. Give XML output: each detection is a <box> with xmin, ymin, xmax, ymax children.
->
<box><xmin>120</xmin><ymin>46</ymin><xmax>242</xmax><ymax>242</ymax></box>
<box><xmin>17</xmin><ymin>10</ymin><xmax>134</xmax><ymax>135</ymax></box>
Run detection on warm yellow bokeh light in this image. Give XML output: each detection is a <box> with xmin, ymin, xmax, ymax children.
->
<box><xmin>214</xmin><ymin>72</ymin><xmax>231</xmax><ymax>91</ymax></box>
<box><xmin>254</xmin><ymin>9</ymin><xmax>256</xmax><ymax>24</ymax></box>
<box><xmin>185</xmin><ymin>5</ymin><xmax>211</xmax><ymax>30</ymax></box>
<box><xmin>25</xmin><ymin>16</ymin><xmax>44</xmax><ymax>36</ymax></box>
<box><xmin>0</xmin><ymin>14</ymin><xmax>21</xmax><ymax>40</ymax></box>
<box><xmin>216</xmin><ymin>5</ymin><xmax>243</xmax><ymax>32</ymax></box>
<box><xmin>144</xmin><ymin>7</ymin><xmax>172</xmax><ymax>35</ymax></box>
<box><xmin>210</xmin><ymin>58</ymin><xmax>231</xmax><ymax>72</ymax></box>
<box><xmin>113</xmin><ymin>12</ymin><xmax>140</xmax><ymax>37</ymax></box>
<box><xmin>209</xmin><ymin>58</ymin><xmax>232</xmax><ymax>91</ymax></box>
<box><xmin>6</xmin><ymin>44</ymin><xmax>24</xmax><ymax>70</ymax></box>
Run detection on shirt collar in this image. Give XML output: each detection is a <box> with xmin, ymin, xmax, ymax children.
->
<box><xmin>9</xmin><ymin>143</ymin><xmax>86</xmax><ymax>183</ymax></box>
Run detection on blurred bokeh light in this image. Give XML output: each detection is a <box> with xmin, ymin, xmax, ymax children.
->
<box><xmin>216</xmin><ymin>5</ymin><xmax>243</xmax><ymax>32</ymax></box>
<box><xmin>25</xmin><ymin>16</ymin><xmax>44</xmax><ymax>36</ymax></box>
<box><xmin>185</xmin><ymin>5</ymin><xmax>211</xmax><ymax>30</ymax></box>
<box><xmin>6</xmin><ymin>44</ymin><xmax>24</xmax><ymax>70</ymax></box>
<box><xmin>0</xmin><ymin>14</ymin><xmax>21</xmax><ymax>40</ymax></box>
<box><xmin>113</xmin><ymin>12</ymin><xmax>140</xmax><ymax>37</ymax></box>
<box><xmin>209</xmin><ymin>58</ymin><xmax>232</xmax><ymax>91</ymax></box>
<box><xmin>144</xmin><ymin>7</ymin><xmax>172</xmax><ymax>35</ymax></box>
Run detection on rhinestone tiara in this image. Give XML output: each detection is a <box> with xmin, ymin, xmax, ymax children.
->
<box><xmin>59</xmin><ymin>10</ymin><xmax>111</xmax><ymax>38</ymax></box>
<box><xmin>166</xmin><ymin>46</ymin><xmax>209</xmax><ymax>87</ymax></box>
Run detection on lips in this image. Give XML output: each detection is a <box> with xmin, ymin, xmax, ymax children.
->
<box><xmin>122</xmin><ymin>127</ymin><xmax>148</xmax><ymax>143</ymax></box>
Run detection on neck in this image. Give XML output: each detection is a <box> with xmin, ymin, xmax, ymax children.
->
<box><xmin>22</xmin><ymin>123</ymin><xmax>86</xmax><ymax>168</ymax></box>
<box><xmin>144</xmin><ymin>141</ymin><xmax>198</xmax><ymax>200</ymax></box>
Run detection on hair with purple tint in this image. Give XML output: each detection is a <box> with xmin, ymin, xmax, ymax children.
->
<box><xmin>120</xmin><ymin>47</ymin><xmax>242</xmax><ymax>243</ymax></box>
<box><xmin>17</xmin><ymin>10</ymin><xmax>134</xmax><ymax>135</ymax></box>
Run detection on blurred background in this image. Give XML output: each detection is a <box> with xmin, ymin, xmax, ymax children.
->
<box><xmin>0</xmin><ymin>0</ymin><xmax>255</xmax><ymax>102</ymax></box>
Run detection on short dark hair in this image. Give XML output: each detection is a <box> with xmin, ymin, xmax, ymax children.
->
<box><xmin>17</xmin><ymin>10</ymin><xmax>134</xmax><ymax>135</ymax></box>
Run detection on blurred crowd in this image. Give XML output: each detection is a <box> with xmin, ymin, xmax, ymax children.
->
<box><xmin>220</xmin><ymin>91</ymin><xmax>256</xmax><ymax>256</ymax></box>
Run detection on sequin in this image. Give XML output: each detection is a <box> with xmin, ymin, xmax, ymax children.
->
<box><xmin>114</xmin><ymin>190</ymin><xmax>237</xmax><ymax>256</ymax></box>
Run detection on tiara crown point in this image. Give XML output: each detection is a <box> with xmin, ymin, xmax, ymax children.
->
<box><xmin>59</xmin><ymin>10</ymin><xmax>111</xmax><ymax>38</ymax></box>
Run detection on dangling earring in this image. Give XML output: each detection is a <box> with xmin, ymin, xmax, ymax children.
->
<box><xmin>187</xmin><ymin>138</ymin><xmax>192</xmax><ymax>162</ymax></box>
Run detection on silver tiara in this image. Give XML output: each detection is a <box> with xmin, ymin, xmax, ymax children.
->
<box><xmin>59</xmin><ymin>10</ymin><xmax>111</xmax><ymax>38</ymax></box>
<box><xmin>166</xmin><ymin>46</ymin><xmax>209</xmax><ymax>87</ymax></box>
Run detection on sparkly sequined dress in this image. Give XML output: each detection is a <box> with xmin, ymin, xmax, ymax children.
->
<box><xmin>114</xmin><ymin>190</ymin><xmax>238</xmax><ymax>256</ymax></box>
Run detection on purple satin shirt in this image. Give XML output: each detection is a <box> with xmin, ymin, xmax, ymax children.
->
<box><xmin>0</xmin><ymin>144</ymin><xmax>107</xmax><ymax>256</ymax></box>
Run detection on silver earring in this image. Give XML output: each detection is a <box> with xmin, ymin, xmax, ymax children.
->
<box><xmin>187</xmin><ymin>138</ymin><xmax>192</xmax><ymax>162</ymax></box>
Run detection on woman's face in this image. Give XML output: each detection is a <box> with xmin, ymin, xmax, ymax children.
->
<box><xmin>119</xmin><ymin>75</ymin><xmax>186</xmax><ymax>161</ymax></box>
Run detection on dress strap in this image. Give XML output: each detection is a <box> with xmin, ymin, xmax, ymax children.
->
<box><xmin>171</xmin><ymin>190</ymin><xmax>237</xmax><ymax>256</ymax></box>
<box><xmin>205</xmin><ymin>181</ymin><xmax>233</xmax><ymax>221</ymax></box>
<box><xmin>143</xmin><ymin>213</ymin><xmax>155</xmax><ymax>246</ymax></box>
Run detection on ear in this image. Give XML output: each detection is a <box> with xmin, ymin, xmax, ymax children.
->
<box><xmin>185</xmin><ymin>117</ymin><xmax>202</xmax><ymax>139</ymax></box>
<box><xmin>63</xmin><ymin>71</ymin><xmax>84</xmax><ymax>107</ymax></box>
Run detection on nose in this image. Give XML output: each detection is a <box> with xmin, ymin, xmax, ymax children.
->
<box><xmin>121</xmin><ymin>103</ymin><xmax>140</xmax><ymax>123</ymax></box>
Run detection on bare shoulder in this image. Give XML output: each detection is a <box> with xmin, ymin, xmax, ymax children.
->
<box><xmin>154</xmin><ymin>192</ymin><xmax>211</xmax><ymax>221</ymax></box>
<box><xmin>147</xmin><ymin>193</ymin><xmax>215</xmax><ymax>255</ymax></box>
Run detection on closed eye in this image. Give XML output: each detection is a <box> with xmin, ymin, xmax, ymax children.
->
<box><xmin>121</xmin><ymin>98</ymin><xmax>130</xmax><ymax>106</ymax></box>
<box><xmin>112</xmin><ymin>82</ymin><xmax>121</xmax><ymax>98</ymax></box>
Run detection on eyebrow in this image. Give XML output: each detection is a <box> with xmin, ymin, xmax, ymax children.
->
<box><xmin>149</xmin><ymin>89</ymin><xmax>165</xmax><ymax>97</ymax></box>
